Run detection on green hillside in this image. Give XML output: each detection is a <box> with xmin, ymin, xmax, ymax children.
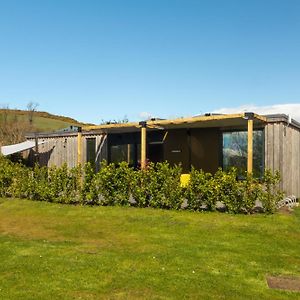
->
<box><xmin>0</xmin><ymin>109</ymin><xmax>95</xmax><ymax>145</ymax></box>
<box><xmin>0</xmin><ymin>109</ymin><xmax>92</xmax><ymax>133</ymax></box>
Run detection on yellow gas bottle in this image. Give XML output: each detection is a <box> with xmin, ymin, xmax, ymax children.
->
<box><xmin>180</xmin><ymin>174</ymin><xmax>190</xmax><ymax>188</ymax></box>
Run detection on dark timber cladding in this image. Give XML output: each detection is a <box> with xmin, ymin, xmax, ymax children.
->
<box><xmin>163</xmin><ymin>128</ymin><xmax>220</xmax><ymax>173</ymax></box>
<box><xmin>102</xmin><ymin>113</ymin><xmax>267</xmax><ymax>174</ymax></box>
<box><xmin>164</xmin><ymin>129</ymin><xmax>190</xmax><ymax>171</ymax></box>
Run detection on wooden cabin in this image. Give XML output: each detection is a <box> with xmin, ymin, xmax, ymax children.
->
<box><xmin>26</xmin><ymin>112</ymin><xmax>300</xmax><ymax>198</ymax></box>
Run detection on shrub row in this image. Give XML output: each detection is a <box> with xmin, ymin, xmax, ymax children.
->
<box><xmin>0</xmin><ymin>156</ymin><xmax>283</xmax><ymax>213</ymax></box>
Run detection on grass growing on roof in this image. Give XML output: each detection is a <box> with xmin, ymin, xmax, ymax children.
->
<box><xmin>0</xmin><ymin>198</ymin><xmax>299</xmax><ymax>299</ymax></box>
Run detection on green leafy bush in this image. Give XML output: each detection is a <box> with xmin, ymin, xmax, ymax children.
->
<box><xmin>130</xmin><ymin>167</ymin><xmax>152</xmax><ymax>207</ymax></box>
<box><xmin>0</xmin><ymin>156</ymin><xmax>17</xmax><ymax>197</ymax></box>
<box><xmin>145</xmin><ymin>162</ymin><xmax>184</xmax><ymax>210</ymax></box>
<box><xmin>213</xmin><ymin>168</ymin><xmax>244</xmax><ymax>213</ymax></box>
<box><xmin>22</xmin><ymin>165</ymin><xmax>50</xmax><ymax>201</ymax></box>
<box><xmin>185</xmin><ymin>168</ymin><xmax>217</xmax><ymax>211</ymax></box>
<box><xmin>260</xmin><ymin>170</ymin><xmax>283</xmax><ymax>213</ymax></box>
<box><xmin>85</xmin><ymin>161</ymin><xmax>184</xmax><ymax>210</ymax></box>
<box><xmin>86</xmin><ymin>161</ymin><xmax>132</xmax><ymax>206</ymax></box>
<box><xmin>81</xmin><ymin>162</ymin><xmax>96</xmax><ymax>204</ymax></box>
<box><xmin>47</xmin><ymin>164</ymin><xmax>82</xmax><ymax>204</ymax></box>
<box><xmin>0</xmin><ymin>155</ymin><xmax>284</xmax><ymax>214</ymax></box>
<box><xmin>185</xmin><ymin>168</ymin><xmax>282</xmax><ymax>214</ymax></box>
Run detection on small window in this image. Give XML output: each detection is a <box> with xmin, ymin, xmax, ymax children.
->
<box><xmin>86</xmin><ymin>138</ymin><xmax>96</xmax><ymax>164</ymax></box>
<box><xmin>222</xmin><ymin>130</ymin><xmax>264</xmax><ymax>177</ymax></box>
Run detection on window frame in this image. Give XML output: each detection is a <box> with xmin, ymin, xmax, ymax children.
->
<box><xmin>221</xmin><ymin>128</ymin><xmax>265</xmax><ymax>177</ymax></box>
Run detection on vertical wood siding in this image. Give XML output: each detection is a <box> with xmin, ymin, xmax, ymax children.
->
<box><xmin>29</xmin><ymin>134</ymin><xmax>107</xmax><ymax>168</ymax></box>
<box><xmin>265</xmin><ymin>123</ymin><xmax>300</xmax><ymax>197</ymax></box>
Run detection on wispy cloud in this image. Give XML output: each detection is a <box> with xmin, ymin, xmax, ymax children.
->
<box><xmin>213</xmin><ymin>103</ymin><xmax>300</xmax><ymax>121</ymax></box>
<box><xmin>139</xmin><ymin>111</ymin><xmax>153</xmax><ymax>120</ymax></box>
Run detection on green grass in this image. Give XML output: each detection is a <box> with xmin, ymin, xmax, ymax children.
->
<box><xmin>0</xmin><ymin>109</ymin><xmax>90</xmax><ymax>132</ymax></box>
<box><xmin>29</xmin><ymin>115</ymin><xmax>79</xmax><ymax>132</ymax></box>
<box><xmin>0</xmin><ymin>198</ymin><xmax>299</xmax><ymax>299</ymax></box>
<box><xmin>0</xmin><ymin>113</ymin><xmax>78</xmax><ymax>132</ymax></box>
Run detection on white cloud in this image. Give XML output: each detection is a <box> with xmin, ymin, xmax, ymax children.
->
<box><xmin>139</xmin><ymin>111</ymin><xmax>153</xmax><ymax>120</ymax></box>
<box><xmin>213</xmin><ymin>103</ymin><xmax>300</xmax><ymax>122</ymax></box>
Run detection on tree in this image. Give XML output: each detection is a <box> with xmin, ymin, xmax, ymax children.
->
<box><xmin>99</xmin><ymin>115</ymin><xmax>129</xmax><ymax>125</ymax></box>
<box><xmin>0</xmin><ymin>106</ymin><xmax>32</xmax><ymax>146</ymax></box>
<box><xmin>27</xmin><ymin>102</ymin><xmax>39</xmax><ymax>125</ymax></box>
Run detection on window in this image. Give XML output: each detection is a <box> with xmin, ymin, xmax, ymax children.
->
<box><xmin>86</xmin><ymin>138</ymin><xmax>96</xmax><ymax>164</ymax></box>
<box><xmin>110</xmin><ymin>144</ymin><xmax>135</xmax><ymax>165</ymax></box>
<box><xmin>222</xmin><ymin>130</ymin><xmax>264</xmax><ymax>177</ymax></box>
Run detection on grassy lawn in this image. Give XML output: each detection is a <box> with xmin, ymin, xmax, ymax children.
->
<box><xmin>0</xmin><ymin>198</ymin><xmax>299</xmax><ymax>299</ymax></box>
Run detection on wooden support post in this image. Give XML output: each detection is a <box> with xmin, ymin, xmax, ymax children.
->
<box><xmin>127</xmin><ymin>143</ymin><xmax>131</xmax><ymax>164</ymax></box>
<box><xmin>77</xmin><ymin>127</ymin><xmax>82</xmax><ymax>166</ymax></box>
<box><xmin>247</xmin><ymin>118</ymin><xmax>253</xmax><ymax>174</ymax></box>
<box><xmin>34</xmin><ymin>133</ymin><xmax>39</xmax><ymax>164</ymax></box>
<box><xmin>139</xmin><ymin>121</ymin><xmax>147</xmax><ymax>170</ymax></box>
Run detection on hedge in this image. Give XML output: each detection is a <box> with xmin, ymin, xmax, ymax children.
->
<box><xmin>0</xmin><ymin>155</ymin><xmax>283</xmax><ymax>213</ymax></box>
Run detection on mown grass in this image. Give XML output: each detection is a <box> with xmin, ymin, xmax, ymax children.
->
<box><xmin>0</xmin><ymin>198</ymin><xmax>299</xmax><ymax>299</ymax></box>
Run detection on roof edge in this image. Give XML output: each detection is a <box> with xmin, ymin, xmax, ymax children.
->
<box><xmin>25</xmin><ymin>112</ymin><xmax>270</xmax><ymax>138</ymax></box>
<box><xmin>264</xmin><ymin>114</ymin><xmax>300</xmax><ymax>130</ymax></box>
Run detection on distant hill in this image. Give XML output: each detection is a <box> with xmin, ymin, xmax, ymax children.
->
<box><xmin>0</xmin><ymin>109</ymin><xmax>93</xmax><ymax>133</ymax></box>
<box><xmin>0</xmin><ymin>109</ymin><xmax>94</xmax><ymax>146</ymax></box>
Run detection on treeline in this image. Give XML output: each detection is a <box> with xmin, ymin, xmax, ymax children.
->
<box><xmin>0</xmin><ymin>156</ymin><xmax>283</xmax><ymax>214</ymax></box>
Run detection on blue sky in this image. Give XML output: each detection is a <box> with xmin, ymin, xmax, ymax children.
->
<box><xmin>0</xmin><ymin>0</ymin><xmax>300</xmax><ymax>123</ymax></box>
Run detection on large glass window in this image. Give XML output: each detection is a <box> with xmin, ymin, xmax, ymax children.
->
<box><xmin>110</xmin><ymin>144</ymin><xmax>135</xmax><ymax>165</ymax></box>
<box><xmin>222</xmin><ymin>130</ymin><xmax>264</xmax><ymax>177</ymax></box>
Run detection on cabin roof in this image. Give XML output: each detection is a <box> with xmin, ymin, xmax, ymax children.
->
<box><xmin>25</xmin><ymin>112</ymin><xmax>300</xmax><ymax>138</ymax></box>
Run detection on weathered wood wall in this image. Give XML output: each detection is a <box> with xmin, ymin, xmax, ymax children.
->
<box><xmin>28</xmin><ymin>133</ymin><xmax>107</xmax><ymax>169</ymax></box>
<box><xmin>265</xmin><ymin>123</ymin><xmax>300</xmax><ymax>198</ymax></box>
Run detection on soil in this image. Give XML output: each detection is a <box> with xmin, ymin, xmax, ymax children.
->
<box><xmin>278</xmin><ymin>206</ymin><xmax>294</xmax><ymax>215</ymax></box>
<box><xmin>267</xmin><ymin>276</ymin><xmax>300</xmax><ymax>292</ymax></box>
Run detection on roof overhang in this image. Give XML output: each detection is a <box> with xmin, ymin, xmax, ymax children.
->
<box><xmin>24</xmin><ymin>112</ymin><xmax>268</xmax><ymax>138</ymax></box>
<box><xmin>83</xmin><ymin>112</ymin><xmax>267</xmax><ymax>134</ymax></box>
<box><xmin>264</xmin><ymin>114</ymin><xmax>300</xmax><ymax>130</ymax></box>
